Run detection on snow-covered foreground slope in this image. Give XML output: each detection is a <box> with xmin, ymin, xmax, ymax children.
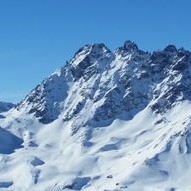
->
<box><xmin>1</xmin><ymin>41</ymin><xmax>191</xmax><ymax>191</ymax></box>
<box><xmin>1</xmin><ymin>102</ymin><xmax>191</xmax><ymax>191</ymax></box>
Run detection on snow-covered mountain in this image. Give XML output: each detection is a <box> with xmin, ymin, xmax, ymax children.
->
<box><xmin>1</xmin><ymin>41</ymin><xmax>191</xmax><ymax>191</ymax></box>
<box><xmin>0</xmin><ymin>102</ymin><xmax>14</xmax><ymax>113</ymax></box>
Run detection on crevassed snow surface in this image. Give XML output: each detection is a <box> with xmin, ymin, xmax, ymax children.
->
<box><xmin>1</xmin><ymin>41</ymin><xmax>191</xmax><ymax>191</ymax></box>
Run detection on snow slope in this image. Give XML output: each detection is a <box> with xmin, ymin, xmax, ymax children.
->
<box><xmin>1</xmin><ymin>41</ymin><xmax>191</xmax><ymax>191</ymax></box>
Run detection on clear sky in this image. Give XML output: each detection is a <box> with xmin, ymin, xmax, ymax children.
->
<box><xmin>0</xmin><ymin>0</ymin><xmax>191</xmax><ymax>103</ymax></box>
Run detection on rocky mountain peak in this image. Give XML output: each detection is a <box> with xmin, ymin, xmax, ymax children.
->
<box><xmin>71</xmin><ymin>43</ymin><xmax>110</xmax><ymax>64</ymax></box>
<box><xmin>164</xmin><ymin>44</ymin><xmax>177</xmax><ymax>53</ymax></box>
<box><xmin>123</xmin><ymin>40</ymin><xmax>138</xmax><ymax>52</ymax></box>
<box><xmin>16</xmin><ymin>41</ymin><xmax>191</xmax><ymax>126</ymax></box>
<box><xmin>69</xmin><ymin>43</ymin><xmax>111</xmax><ymax>80</ymax></box>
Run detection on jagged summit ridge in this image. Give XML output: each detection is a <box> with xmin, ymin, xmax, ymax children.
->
<box><xmin>1</xmin><ymin>41</ymin><xmax>191</xmax><ymax>191</ymax></box>
<box><xmin>17</xmin><ymin>41</ymin><xmax>191</xmax><ymax>126</ymax></box>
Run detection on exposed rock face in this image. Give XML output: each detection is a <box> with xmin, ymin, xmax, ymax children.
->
<box><xmin>16</xmin><ymin>41</ymin><xmax>191</xmax><ymax>125</ymax></box>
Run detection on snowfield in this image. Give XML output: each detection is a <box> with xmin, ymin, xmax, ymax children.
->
<box><xmin>1</xmin><ymin>41</ymin><xmax>191</xmax><ymax>191</ymax></box>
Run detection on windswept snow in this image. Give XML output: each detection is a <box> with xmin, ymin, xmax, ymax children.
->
<box><xmin>1</xmin><ymin>103</ymin><xmax>191</xmax><ymax>191</ymax></box>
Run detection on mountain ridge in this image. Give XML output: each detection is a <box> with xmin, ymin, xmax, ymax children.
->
<box><xmin>0</xmin><ymin>101</ymin><xmax>15</xmax><ymax>113</ymax></box>
<box><xmin>16</xmin><ymin>40</ymin><xmax>191</xmax><ymax>125</ymax></box>
<box><xmin>1</xmin><ymin>40</ymin><xmax>191</xmax><ymax>191</ymax></box>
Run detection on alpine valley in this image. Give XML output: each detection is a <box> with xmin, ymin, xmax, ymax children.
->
<box><xmin>1</xmin><ymin>41</ymin><xmax>191</xmax><ymax>191</ymax></box>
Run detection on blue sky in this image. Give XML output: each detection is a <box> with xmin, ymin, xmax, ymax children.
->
<box><xmin>0</xmin><ymin>0</ymin><xmax>191</xmax><ymax>103</ymax></box>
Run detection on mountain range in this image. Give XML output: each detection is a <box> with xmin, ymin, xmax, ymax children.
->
<box><xmin>1</xmin><ymin>41</ymin><xmax>191</xmax><ymax>191</ymax></box>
